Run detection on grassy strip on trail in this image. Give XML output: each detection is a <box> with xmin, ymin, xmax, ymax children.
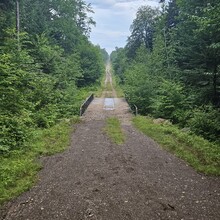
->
<box><xmin>133</xmin><ymin>116</ymin><xmax>220</xmax><ymax>175</ymax></box>
<box><xmin>105</xmin><ymin>117</ymin><xmax>125</xmax><ymax>145</ymax></box>
<box><xmin>106</xmin><ymin>81</ymin><xmax>113</xmax><ymax>92</ymax></box>
<box><xmin>0</xmin><ymin>117</ymin><xmax>79</xmax><ymax>205</ymax></box>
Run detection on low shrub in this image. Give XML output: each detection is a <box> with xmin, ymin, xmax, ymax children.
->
<box><xmin>187</xmin><ymin>105</ymin><xmax>220</xmax><ymax>142</ymax></box>
<box><xmin>33</xmin><ymin>104</ymin><xmax>58</xmax><ymax>128</ymax></box>
<box><xmin>0</xmin><ymin>115</ymin><xmax>30</xmax><ymax>153</ymax></box>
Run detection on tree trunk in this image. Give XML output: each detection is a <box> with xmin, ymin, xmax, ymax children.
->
<box><xmin>213</xmin><ymin>66</ymin><xmax>218</xmax><ymax>106</ymax></box>
<box><xmin>16</xmin><ymin>0</ymin><xmax>20</xmax><ymax>48</ymax></box>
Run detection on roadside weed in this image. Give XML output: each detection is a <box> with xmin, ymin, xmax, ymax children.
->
<box><xmin>133</xmin><ymin>116</ymin><xmax>220</xmax><ymax>175</ymax></box>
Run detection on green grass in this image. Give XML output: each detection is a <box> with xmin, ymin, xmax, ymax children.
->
<box><xmin>133</xmin><ymin>116</ymin><xmax>220</xmax><ymax>175</ymax></box>
<box><xmin>105</xmin><ymin>117</ymin><xmax>125</xmax><ymax>144</ymax></box>
<box><xmin>94</xmin><ymin>74</ymin><xmax>106</xmax><ymax>97</ymax></box>
<box><xmin>112</xmin><ymin>74</ymin><xmax>124</xmax><ymax>98</ymax></box>
<box><xmin>78</xmin><ymin>85</ymin><xmax>99</xmax><ymax>100</ymax></box>
<box><xmin>0</xmin><ymin>117</ymin><xmax>79</xmax><ymax>205</ymax></box>
<box><xmin>106</xmin><ymin>81</ymin><xmax>113</xmax><ymax>91</ymax></box>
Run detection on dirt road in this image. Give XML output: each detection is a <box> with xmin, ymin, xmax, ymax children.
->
<box><xmin>1</xmin><ymin>68</ymin><xmax>220</xmax><ymax>220</ymax></box>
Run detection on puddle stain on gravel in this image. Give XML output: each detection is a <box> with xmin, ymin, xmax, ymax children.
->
<box><xmin>103</xmin><ymin>98</ymin><xmax>115</xmax><ymax>110</ymax></box>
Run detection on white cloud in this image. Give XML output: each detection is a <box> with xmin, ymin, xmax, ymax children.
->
<box><xmin>85</xmin><ymin>0</ymin><xmax>161</xmax><ymax>54</ymax></box>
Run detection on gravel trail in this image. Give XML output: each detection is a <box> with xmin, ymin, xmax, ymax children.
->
<box><xmin>1</xmin><ymin>69</ymin><xmax>220</xmax><ymax>220</ymax></box>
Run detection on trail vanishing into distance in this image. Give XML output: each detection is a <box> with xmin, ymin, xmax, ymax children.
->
<box><xmin>1</xmin><ymin>67</ymin><xmax>220</xmax><ymax>220</ymax></box>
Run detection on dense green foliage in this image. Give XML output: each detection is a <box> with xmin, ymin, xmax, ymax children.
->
<box><xmin>111</xmin><ymin>1</ymin><xmax>220</xmax><ymax>143</ymax></box>
<box><xmin>99</xmin><ymin>47</ymin><xmax>109</xmax><ymax>64</ymax></box>
<box><xmin>0</xmin><ymin>0</ymin><xmax>107</xmax><ymax>153</ymax></box>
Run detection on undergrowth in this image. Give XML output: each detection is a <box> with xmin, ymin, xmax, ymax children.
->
<box><xmin>0</xmin><ymin>117</ymin><xmax>79</xmax><ymax>205</ymax></box>
<box><xmin>105</xmin><ymin>117</ymin><xmax>125</xmax><ymax>144</ymax></box>
<box><xmin>112</xmin><ymin>74</ymin><xmax>124</xmax><ymax>98</ymax></box>
<box><xmin>106</xmin><ymin>81</ymin><xmax>113</xmax><ymax>92</ymax></box>
<box><xmin>94</xmin><ymin>73</ymin><xmax>106</xmax><ymax>97</ymax></box>
<box><xmin>133</xmin><ymin>116</ymin><xmax>220</xmax><ymax>175</ymax></box>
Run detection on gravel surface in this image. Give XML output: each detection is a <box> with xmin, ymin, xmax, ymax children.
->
<box><xmin>1</xmin><ymin>72</ymin><xmax>220</xmax><ymax>220</ymax></box>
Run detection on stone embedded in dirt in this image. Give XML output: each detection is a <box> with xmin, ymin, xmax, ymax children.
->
<box><xmin>92</xmin><ymin>188</ymin><xmax>100</xmax><ymax>193</ymax></box>
<box><xmin>153</xmin><ymin>118</ymin><xmax>171</xmax><ymax>125</ymax></box>
<box><xmin>181</xmin><ymin>127</ymin><xmax>191</xmax><ymax>132</ymax></box>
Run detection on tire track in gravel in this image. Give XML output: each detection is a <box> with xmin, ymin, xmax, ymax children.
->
<box><xmin>1</xmin><ymin>67</ymin><xmax>220</xmax><ymax>220</ymax></box>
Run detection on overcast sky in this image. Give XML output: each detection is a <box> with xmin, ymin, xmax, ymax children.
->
<box><xmin>84</xmin><ymin>0</ymin><xmax>161</xmax><ymax>54</ymax></box>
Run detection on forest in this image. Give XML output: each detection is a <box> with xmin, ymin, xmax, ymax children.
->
<box><xmin>0</xmin><ymin>0</ymin><xmax>108</xmax><ymax>153</ymax></box>
<box><xmin>111</xmin><ymin>0</ymin><xmax>220</xmax><ymax>143</ymax></box>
